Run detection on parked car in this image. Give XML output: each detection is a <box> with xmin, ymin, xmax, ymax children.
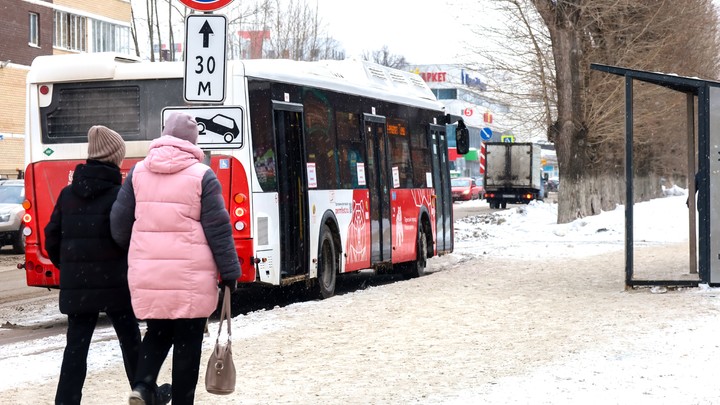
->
<box><xmin>0</xmin><ymin>180</ymin><xmax>26</xmax><ymax>253</ymax></box>
<box><xmin>451</xmin><ymin>177</ymin><xmax>482</xmax><ymax>201</ymax></box>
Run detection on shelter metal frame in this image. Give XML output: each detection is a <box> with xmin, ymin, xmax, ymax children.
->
<box><xmin>590</xmin><ymin>63</ymin><xmax>720</xmax><ymax>288</ymax></box>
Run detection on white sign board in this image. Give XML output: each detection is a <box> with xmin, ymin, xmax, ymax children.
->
<box><xmin>184</xmin><ymin>14</ymin><xmax>227</xmax><ymax>103</ymax></box>
<box><xmin>162</xmin><ymin>106</ymin><xmax>243</xmax><ymax>149</ymax></box>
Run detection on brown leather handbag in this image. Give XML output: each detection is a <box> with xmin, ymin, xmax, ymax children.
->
<box><xmin>205</xmin><ymin>286</ymin><xmax>236</xmax><ymax>395</ymax></box>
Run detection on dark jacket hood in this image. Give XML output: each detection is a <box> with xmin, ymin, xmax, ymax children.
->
<box><xmin>71</xmin><ymin>160</ymin><xmax>122</xmax><ymax>199</ymax></box>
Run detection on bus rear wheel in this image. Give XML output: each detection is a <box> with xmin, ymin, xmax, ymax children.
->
<box><xmin>403</xmin><ymin>226</ymin><xmax>427</xmax><ymax>279</ymax></box>
<box><xmin>312</xmin><ymin>224</ymin><xmax>337</xmax><ymax>299</ymax></box>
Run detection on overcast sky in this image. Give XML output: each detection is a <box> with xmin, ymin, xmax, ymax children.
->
<box><xmin>314</xmin><ymin>0</ymin><xmax>472</xmax><ymax>64</ymax></box>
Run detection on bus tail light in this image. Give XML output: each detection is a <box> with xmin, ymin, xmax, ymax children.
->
<box><xmin>22</xmin><ymin>200</ymin><xmax>32</xmax><ymax>210</ymax></box>
<box><xmin>211</xmin><ymin>157</ymin><xmax>253</xmax><ymax>282</ymax></box>
<box><xmin>23</xmin><ymin>213</ymin><xmax>32</xmax><ymax>224</ymax></box>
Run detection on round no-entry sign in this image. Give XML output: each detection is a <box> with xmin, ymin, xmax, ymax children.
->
<box><xmin>178</xmin><ymin>0</ymin><xmax>234</xmax><ymax>12</ymax></box>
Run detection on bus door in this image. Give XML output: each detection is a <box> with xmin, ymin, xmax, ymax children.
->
<box><xmin>363</xmin><ymin>114</ymin><xmax>392</xmax><ymax>264</ymax></box>
<box><xmin>272</xmin><ymin>101</ymin><xmax>309</xmax><ymax>277</ymax></box>
<box><xmin>430</xmin><ymin>124</ymin><xmax>453</xmax><ymax>254</ymax></box>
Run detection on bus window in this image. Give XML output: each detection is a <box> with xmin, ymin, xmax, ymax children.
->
<box><xmin>303</xmin><ymin>89</ymin><xmax>338</xmax><ymax>189</ymax></box>
<box><xmin>388</xmin><ymin>117</ymin><xmax>412</xmax><ymax>188</ymax></box>
<box><xmin>336</xmin><ymin>111</ymin><xmax>365</xmax><ymax>189</ymax></box>
<box><xmin>40</xmin><ymin>79</ymin><xmax>183</xmax><ymax>143</ymax></box>
<box><xmin>410</xmin><ymin>121</ymin><xmax>432</xmax><ymax>187</ymax></box>
<box><xmin>249</xmin><ymin>82</ymin><xmax>277</xmax><ymax>191</ymax></box>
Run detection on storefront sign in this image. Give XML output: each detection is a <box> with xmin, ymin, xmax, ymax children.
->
<box><xmin>419</xmin><ymin>71</ymin><xmax>447</xmax><ymax>82</ymax></box>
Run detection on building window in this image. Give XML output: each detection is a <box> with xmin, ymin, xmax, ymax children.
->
<box><xmin>54</xmin><ymin>11</ymin><xmax>86</xmax><ymax>52</ymax></box>
<box><xmin>432</xmin><ymin>88</ymin><xmax>458</xmax><ymax>100</ymax></box>
<box><xmin>29</xmin><ymin>13</ymin><xmax>39</xmax><ymax>46</ymax></box>
<box><xmin>92</xmin><ymin>20</ymin><xmax>131</xmax><ymax>54</ymax></box>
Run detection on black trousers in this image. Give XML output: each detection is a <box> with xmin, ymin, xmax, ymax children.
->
<box><xmin>55</xmin><ymin>309</ymin><xmax>141</xmax><ymax>405</ymax></box>
<box><xmin>133</xmin><ymin>318</ymin><xmax>207</xmax><ymax>405</ymax></box>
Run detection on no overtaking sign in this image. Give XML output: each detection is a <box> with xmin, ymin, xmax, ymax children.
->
<box><xmin>184</xmin><ymin>14</ymin><xmax>227</xmax><ymax>103</ymax></box>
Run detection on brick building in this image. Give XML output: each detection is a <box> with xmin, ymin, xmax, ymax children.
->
<box><xmin>0</xmin><ymin>0</ymin><xmax>132</xmax><ymax>179</ymax></box>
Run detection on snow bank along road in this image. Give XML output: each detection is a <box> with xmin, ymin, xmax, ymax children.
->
<box><xmin>2</xmin><ymin>242</ymin><xmax>720</xmax><ymax>404</ymax></box>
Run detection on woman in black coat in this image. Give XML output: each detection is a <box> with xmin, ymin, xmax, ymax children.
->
<box><xmin>44</xmin><ymin>126</ymin><xmax>170</xmax><ymax>405</ymax></box>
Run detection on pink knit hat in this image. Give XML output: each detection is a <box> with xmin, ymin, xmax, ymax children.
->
<box><xmin>162</xmin><ymin>112</ymin><xmax>199</xmax><ymax>144</ymax></box>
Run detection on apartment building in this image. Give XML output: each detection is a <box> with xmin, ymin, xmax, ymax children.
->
<box><xmin>0</xmin><ymin>0</ymin><xmax>132</xmax><ymax>178</ymax></box>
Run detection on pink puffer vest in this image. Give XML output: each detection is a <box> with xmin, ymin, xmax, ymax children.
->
<box><xmin>127</xmin><ymin>136</ymin><xmax>219</xmax><ymax>319</ymax></box>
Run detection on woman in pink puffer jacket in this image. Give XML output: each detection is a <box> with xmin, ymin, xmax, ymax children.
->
<box><xmin>110</xmin><ymin>112</ymin><xmax>240</xmax><ymax>405</ymax></box>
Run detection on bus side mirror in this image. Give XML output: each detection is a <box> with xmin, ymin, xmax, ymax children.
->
<box><xmin>456</xmin><ymin>122</ymin><xmax>469</xmax><ymax>155</ymax></box>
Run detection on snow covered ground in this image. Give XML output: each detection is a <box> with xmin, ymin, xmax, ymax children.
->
<box><xmin>3</xmin><ymin>188</ymin><xmax>719</xmax><ymax>404</ymax></box>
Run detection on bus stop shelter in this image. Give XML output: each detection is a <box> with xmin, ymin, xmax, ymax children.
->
<box><xmin>590</xmin><ymin>63</ymin><xmax>720</xmax><ymax>288</ymax></box>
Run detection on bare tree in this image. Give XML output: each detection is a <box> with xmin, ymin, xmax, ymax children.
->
<box><xmin>167</xmin><ymin>0</ymin><xmax>175</xmax><ymax>61</ymax></box>
<box><xmin>261</xmin><ymin>0</ymin><xmax>344</xmax><ymax>60</ymax></box>
<box><xmin>463</xmin><ymin>0</ymin><xmax>720</xmax><ymax>223</ymax></box>
<box><xmin>361</xmin><ymin>46</ymin><xmax>408</xmax><ymax>69</ymax></box>
<box><xmin>145</xmin><ymin>0</ymin><xmax>156</xmax><ymax>61</ymax></box>
<box><xmin>130</xmin><ymin>0</ymin><xmax>343</xmax><ymax>62</ymax></box>
<box><xmin>131</xmin><ymin>7</ymin><xmax>141</xmax><ymax>58</ymax></box>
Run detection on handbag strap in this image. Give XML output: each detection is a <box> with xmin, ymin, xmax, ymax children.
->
<box><xmin>215</xmin><ymin>286</ymin><xmax>232</xmax><ymax>344</ymax></box>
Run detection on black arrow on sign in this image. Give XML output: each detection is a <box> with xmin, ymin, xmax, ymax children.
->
<box><xmin>199</xmin><ymin>21</ymin><xmax>213</xmax><ymax>48</ymax></box>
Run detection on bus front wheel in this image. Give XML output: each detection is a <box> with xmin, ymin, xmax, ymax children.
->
<box><xmin>312</xmin><ymin>224</ymin><xmax>337</xmax><ymax>299</ymax></box>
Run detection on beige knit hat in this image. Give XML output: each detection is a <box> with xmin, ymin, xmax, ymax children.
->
<box><xmin>87</xmin><ymin>125</ymin><xmax>126</xmax><ymax>167</ymax></box>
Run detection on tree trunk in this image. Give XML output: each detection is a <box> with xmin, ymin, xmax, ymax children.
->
<box><xmin>534</xmin><ymin>0</ymin><xmax>626</xmax><ymax>223</ymax></box>
<box><xmin>146</xmin><ymin>0</ymin><xmax>155</xmax><ymax>62</ymax></box>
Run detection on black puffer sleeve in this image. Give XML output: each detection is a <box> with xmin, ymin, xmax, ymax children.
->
<box><xmin>200</xmin><ymin>169</ymin><xmax>241</xmax><ymax>282</ymax></box>
<box><xmin>44</xmin><ymin>188</ymin><xmax>67</xmax><ymax>268</ymax></box>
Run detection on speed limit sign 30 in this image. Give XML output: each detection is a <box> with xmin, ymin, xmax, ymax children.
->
<box><xmin>184</xmin><ymin>14</ymin><xmax>227</xmax><ymax>103</ymax></box>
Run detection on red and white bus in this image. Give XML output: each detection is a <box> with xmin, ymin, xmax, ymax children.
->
<box><xmin>22</xmin><ymin>53</ymin><xmax>463</xmax><ymax>298</ymax></box>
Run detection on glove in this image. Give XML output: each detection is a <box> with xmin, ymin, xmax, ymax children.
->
<box><xmin>220</xmin><ymin>279</ymin><xmax>237</xmax><ymax>293</ymax></box>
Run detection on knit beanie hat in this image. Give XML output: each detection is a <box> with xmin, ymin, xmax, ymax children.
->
<box><xmin>162</xmin><ymin>112</ymin><xmax>199</xmax><ymax>144</ymax></box>
<box><xmin>87</xmin><ymin>125</ymin><xmax>125</xmax><ymax>167</ymax></box>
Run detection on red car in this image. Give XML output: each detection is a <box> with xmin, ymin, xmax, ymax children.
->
<box><xmin>451</xmin><ymin>177</ymin><xmax>482</xmax><ymax>201</ymax></box>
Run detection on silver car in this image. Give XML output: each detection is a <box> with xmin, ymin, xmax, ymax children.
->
<box><xmin>0</xmin><ymin>180</ymin><xmax>25</xmax><ymax>253</ymax></box>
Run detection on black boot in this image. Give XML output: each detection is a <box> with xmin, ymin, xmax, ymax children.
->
<box><xmin>128</xmin><ymin>383</ymin><xmax>155</xmax><ymax>405</ymax></box>
<box><xmin>155</xmin><ymin>383</ymin><xmax>172</xmax><ymax>405</ymax></box>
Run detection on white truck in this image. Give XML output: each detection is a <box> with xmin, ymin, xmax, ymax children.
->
<box><xmin>483</xmin><ymin>142</ymin><xmax>546</xmax><ymax>209</ymax></box>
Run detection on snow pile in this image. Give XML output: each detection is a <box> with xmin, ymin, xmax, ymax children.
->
<box><xmin>453</xmin><ymin>194</ymin><xmax>690</xmax><ymax>260</ymax></box>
